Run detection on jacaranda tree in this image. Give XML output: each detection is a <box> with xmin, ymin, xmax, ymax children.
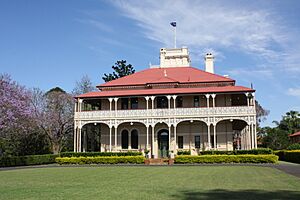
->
<box><xmin>0</xmin><ymin>74</ymin><xmax>45</xmax><ymax>156</ymax></box>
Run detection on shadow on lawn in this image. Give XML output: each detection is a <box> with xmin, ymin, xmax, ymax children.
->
<box><xmin>173</xmin><ymin>189</ymin><xmax>300</xmax><ymax>200</ymax></box>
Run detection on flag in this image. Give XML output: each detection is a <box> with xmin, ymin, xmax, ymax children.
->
<box><xmin>170</xmin><ymin>22</ymin><xmax>176</xmax><ymax>27</ymax></box>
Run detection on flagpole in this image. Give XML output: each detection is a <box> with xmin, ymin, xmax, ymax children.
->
<box><xmin>174</xmin><ymin>25</ymin><xmax>176</xmax><ymax>48</ymax></box>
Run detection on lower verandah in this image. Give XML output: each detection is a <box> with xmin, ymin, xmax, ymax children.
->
<box><xmin>77</xmin><ymin>120</ymin><xmax>255</xmax><ymax>158</ymax></box>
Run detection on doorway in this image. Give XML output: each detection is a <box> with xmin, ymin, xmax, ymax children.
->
<box><xmin>158</xmin><ymin>129</ymin><xmax>169</xmax><ymax>158</ymax></box>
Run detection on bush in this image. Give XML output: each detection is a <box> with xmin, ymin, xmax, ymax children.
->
<box><xmin>56</xmin><ymin>156</ymin><xmax>145</xmax><ymax>165</ymax></box>
<box><xmin>274</xmin><ymin>150</ymin><xmax>300</xmax><ymax>164</ymax></box>
<box><xmin>177</xmin><ymin>150</ymin><xmax>191</xmax><ymax>155</ymax></box>
<box><xmin>201</xmin><ymin>148</ymin><xmax>273</xmax><ymax>155</ymax></box>
<box><xmin>287</xmin><ymin>143</ymin><xmax>300</xmax><ymax>150</ymax></box>
<box><xmin>0</xmin><ymin>154</ymin><xmax>58</xmax><ymax>167</ymax></box>
<box><xmin>174</xmin><ymin>155</ymin><xmax>278</xmax><ymax>164</ymax></box>
<box><xmin>59</xmin><ymin>151</ymin><xmax>142</xmax><ymax>157</ymax></box>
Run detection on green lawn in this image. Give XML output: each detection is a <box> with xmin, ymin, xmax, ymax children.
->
<box><xmin>0</xmin><ymin>166</ymin><xmax>299</xmax><ymax>200</ymax></box>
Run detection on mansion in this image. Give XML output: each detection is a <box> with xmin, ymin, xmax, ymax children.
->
<box><xmin>74</xmin><ymin>47</ymin><xmax>257</xmax><ymax>158</ymax></box>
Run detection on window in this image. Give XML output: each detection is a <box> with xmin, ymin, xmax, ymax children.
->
<box><xmin>178</xmin><ymin>136</ymin><xmax>183</xmax><ymax>149</ymax></box>
<box><xmin>121</xmin><ymin>130</ymin><xmax>129</xmax><ymax>149</ymax></box>
<box><xmin>131</xmin><ymin>129</ymin><xmax>139</xmax><ymax>149</ymax></box>
<box><xmin>121</xmin><ymin>98</ymin><xmax>129</xmax><ymax>110</ymax></box>
<box><xmin>130</xmin><ymin>98</ymin><xmax>138</xmax><ymax>109</ymax></box>
<box><xmin>176</xmin><ymin>96</ymin><xmax>183</xmax><ymax>108</ymax></box>
<box><xmin>157</xmin><ymin>96</ymin><xmax>168</xmax><ymax>108</ymax></box>
<box><xmin>194</xmin><ymin>96</ymin><xmax>200</xmax><ymax>107</ymax></box>
<box><xmin>195</xmin><ymin>135</ymin><xmax>201</xmax><ymax>148</ymax></box>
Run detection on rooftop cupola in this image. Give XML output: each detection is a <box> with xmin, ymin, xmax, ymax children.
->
<box><xmin>159</xmin><ymin>47</ymin><xmax>191</xmax><ymax>68</ymax></box>
<box><xmin>205</xmin><ymin>53</ymin><xmax>214</xmax><ymax>74</ymax></box>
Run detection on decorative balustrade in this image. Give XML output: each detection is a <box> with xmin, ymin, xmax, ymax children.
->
<box><xmin>75</xmin><ymin>106</ymin><xmax>256</xmax><ymax>120</ymax></box>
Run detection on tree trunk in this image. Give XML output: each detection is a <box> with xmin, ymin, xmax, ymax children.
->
<box><xmin>52</xmin><ymin>142</ymin><xmax>60</xmax><ymax>154</ymax></box>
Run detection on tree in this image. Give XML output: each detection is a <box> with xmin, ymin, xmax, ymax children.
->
<box><xmin>273</xmin><ymin>110</ymin><xmax>300</xmax><ymax>134</ymax></box>
<box><xmin>31</xmin><ymin>87</ymin><xmax>74</xmax><ymax>154</ymax></box>
<box><xmin>0</xmin><ymin>74</ymin><xmax>34</xmax><ymax>136</ymax></box>
<box><xmin>0</xmin><ymin>74</ymin><xmax>42</xmax><ymax>156</ymax></box>
<box><xmin>255</xmin><ymin>100</ymin><xmax>270</xmax><ymax>127</ymax></box>
<box><xmin>102</xmin><ymin>60</ymin><xmax>135</xmax><ymax>82</ymax></box>
<box><xmin>72</xmin><ymin>75</ymin><xmax>95</xmax><ymax>95</ymax></box>
<box><xmin>261</xmin><ymin>128</ymin><xmax>290</xmax><ymax>150</ymax></box>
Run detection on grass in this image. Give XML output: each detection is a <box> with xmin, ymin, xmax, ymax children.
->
<box><xmin>0</xmin><ymin>166</ymin><xmax>299</xmax><ymax>200</ymax></box>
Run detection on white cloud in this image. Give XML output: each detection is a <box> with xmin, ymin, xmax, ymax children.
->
<box><xmin>112</xmin><ymin>0</ymin><xmax>300</xmax><ymax>74</ymax></box>
<box><xmin>287</xmin><ymin>88</ymin><xmax>300</xmax><ymax>98</ymax></box>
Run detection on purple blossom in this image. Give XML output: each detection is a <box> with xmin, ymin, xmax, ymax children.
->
<box><xmin>0</xmin><ymin>74</ymin><xmax>35</xmax><ymax>135</ymax></box>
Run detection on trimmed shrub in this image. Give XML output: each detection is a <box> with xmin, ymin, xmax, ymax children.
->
<box><xmin>59</xmin><ymin>151</ymin><xmax>142</xmax><ymax>157</ymax></box>
<box><xmin>201</xmin><ymin>150</ymin><xmax>234</xmax><ymax>155</ymax></box>
<box><xmin>287</xmin><ymin>143</ymin><xmax>300</xmax><ymax>150</ymax></box>
<box><xmin>201</xmin><ymin>148</ymin><xmax>273</xmax><ymax>155</ymax></box>
<box><xmin>56</xmin><ymin>156</ymin><xmax>145</xmax><ymax>165</ymax></box>
<box><xmin>275</xmin><ymin>150</ymin><xmax>300</xmax><ymax>164</ymax></box>
<box><xmin>0</xmin><ymin>154</ymin><xmax>58</xmax><ymax>167</ymax></box>
<box><xmin>174</xmin><ymin>155</ymin><xmax>278</xmax><ymax>164</ymax></box>
<box><xmin>177</xmin><ymin>150</ymin><xmax>191</xmax><ymax>155</ymax></box>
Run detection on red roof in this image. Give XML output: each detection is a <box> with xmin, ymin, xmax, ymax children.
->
<box><xmin>98</xmin><ymin>67</ymin><xmax>234</xmax><ymax>88</ymax></box>
<box><xmin>289</xmin><ymin>131</ymin><xmax>300</xmax><ymax>137</ymax></box>
<box><xmin>77</xmin><ymin>86</ymin><xmax>254</xmax><ymax>98</ymax></box>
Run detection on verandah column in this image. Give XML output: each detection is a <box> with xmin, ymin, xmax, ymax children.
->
<box><xmin>168</xmin><ymin>124</ymin><xmax>171</xmax><ymax>152</ymax></box>
<box><xmin>254</xmin><ymin>124</ymin><xmax>257</xmax><ymax>149</ymax></box>
<box><xmin>151</xmin><ymin>125</ymin><xmax>155</xmax><ymax>157</ymax></box>
<box><xmin>207</xmin><ymin>121</ymin><xmax>211</xmax><ymax>150</ymax></box>
<box><xmin>109</xmin><ymin>125</ymin><xmax>112</xmax><ymax>152</ymax></box>
<box><xmin>74</xmin><ymin>125</ymin><xmax>77</xmax><ymax>152</ymax></box>
<box><xmin>108</xmin><ymin>98</ymin><xmax>113</xmax><ymax>111</ymax></box>
<box><xmin>205</xmin><ymin>94</ymin><xmax>210</xmax><ymax>107</ymax></box>
<box><xmin>247</xmin><ymin>125</ymin><xmax>251</xmax><ymax>150</ymax></box>
<box><xmin>167</xmin><ymin>95</ymin><xmax>171</xmax><ymax>109</ymax></box>
<box><xmin>146</xmin><ymin>125</ymin><xmax>149</xmax><ymax>150</ymax></box>
<box><xmin>172</xmin><ymin>95</ymin><xmax>177</xmax><ymax>108</ymax></box>
<box><xmin>211</xmin><ymin>94</ymin><xmax>216</xmax><ymax>107</ymax></box>
<box><xmin>173</xmin><ymin>124</ymin><xmax>177</xmax><ymax>153</ymax></box>
<box><xmin>150</xmin><ymin>96</ymin><xmax>155</xmax><ymax>109</ymax></box>
<box><xmin>78</xmin><ymin>127</ymin><xmax>82</xmax><ymax>152</ymax></box>
<box><xmin>114</xmin><ymin>98</ymin><xmax>118</xmax><ymax>117</ymax></box>
<box><xmin>213</xmin><ymin>123</ymin><xmax>217</xmax><ymax>150</ymax></box>
<box><xmin>251</xmin><ymin>123</ymin><xmax>254</xmax><ymax>149</ymax></box>
<box><xmin>145</xmin><ymin>96</ymin><xmax>149</xmax><ymax>110</ymax></box>
<box><xmin>114</xmin><ymin>126</ymin><xmax>118</xmax><ymax>151</ymax></box>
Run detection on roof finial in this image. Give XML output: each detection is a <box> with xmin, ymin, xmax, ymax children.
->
<box><xmin>164</xmin><ymin>69</ymin><xmax>167</xmax><ymax>77</ymax></box>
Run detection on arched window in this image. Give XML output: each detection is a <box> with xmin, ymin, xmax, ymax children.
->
<box><xmin>121</xmin><ymin>130</ymin><xmax>129</xmax><ymax>149</ymax></box>
<box><xmin>131</xmin><ymin>129</ymin><xmax>139</xmax><ymax>149</ymax></box>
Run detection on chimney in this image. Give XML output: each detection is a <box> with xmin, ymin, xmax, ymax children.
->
<box><xmin>205</xmin><ymin>53</ymin><xmax>214</xmax><ymax>73</ymax></box>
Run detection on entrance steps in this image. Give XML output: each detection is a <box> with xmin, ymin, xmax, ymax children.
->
<box><xmin>144</xmin><ymin>159</ymin><xmax>174</xmax><ymax>165</ymax></box>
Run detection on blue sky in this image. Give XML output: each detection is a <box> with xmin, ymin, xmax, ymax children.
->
<box><xmin>0</xmin><ymin>0</ymin><xmax>300</xmax><ymax>126</ymax></box>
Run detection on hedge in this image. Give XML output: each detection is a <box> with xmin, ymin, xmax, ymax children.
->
<box><xmin>56</xmin><ymin>156</ymin><xmax>145</xmax><ymax>165</ymax></box>
<box><xmin>59</xmin><ymin>151</ymin><xmax>143</xmax><ymax>157</ymax></box>
<box><xmin>174</xmin><ymin>155</ymin><xmax>278</xmax><ymax>164</ymax></box>
<box><xmin>200</xmin><ymin>148</ymin><xmax>273</xmax><ymax>155</ymax></box>
<box><xmin>0</xmin><ymin>154</ymin><xmax>58</xmax><ymax>167</ymax></box>
<box><xmin>287</xmin><ymin>143</ymin><xmax>300</xmax><ymax>150</ymax></box>
<box><xmin>177</xmin><ymin>150</ymin><xmax>191</xmax><ymax>155</ymax></box>
<box><xmin>274</xmin><ymin>150</ymin><xmax>300</xmax><ymax>164</ymax></box>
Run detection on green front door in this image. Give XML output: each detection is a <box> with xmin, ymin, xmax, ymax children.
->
<box><xmin>158</xmin><ymin>130</ymin><xmax>169</xmax><ymax>158</ymax></box>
